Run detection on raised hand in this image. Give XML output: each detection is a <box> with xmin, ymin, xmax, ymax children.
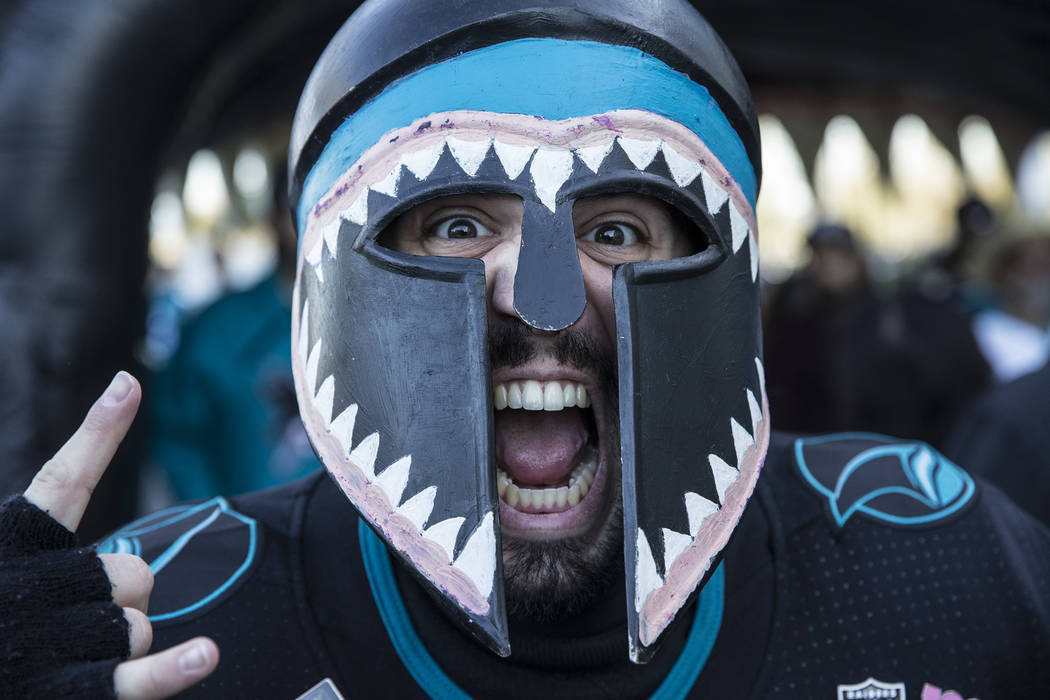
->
<box><xmin>6</xmin><ymin>371</ymin><xmax>219</xmax><ymax>698</ymax></box>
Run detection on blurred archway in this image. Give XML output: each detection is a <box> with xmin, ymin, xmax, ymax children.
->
<box><xmin>1</xmin><ymin>0</ymin><xmax>1047</xmax><ymax>535</ymax></box>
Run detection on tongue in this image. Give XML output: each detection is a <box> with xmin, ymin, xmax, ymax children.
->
<box><xmin>495</xmin><ymin>408</ymin><xmax>588</xmax><ymax>485</ymax></box>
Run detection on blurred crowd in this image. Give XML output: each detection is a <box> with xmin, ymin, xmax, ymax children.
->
<box><xmin>763</xmin><ymin>199</ymin><xmax>1050</xmax><ymax>524</ymax></box>
<box><xmin>142</xmin><ymin>170</ymin><xmax>320</xmax><ymax>509</ymax></box>
<box><xmin>139</xmin><ymin>182</ymin><xmax>1050</xmax><ymax>530</ymax></box>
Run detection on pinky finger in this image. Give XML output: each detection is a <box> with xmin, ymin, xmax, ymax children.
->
<box><xmin>113</xmin><ymin>637</ymin><xmax>219</xmax><ymax>700</ymax></box>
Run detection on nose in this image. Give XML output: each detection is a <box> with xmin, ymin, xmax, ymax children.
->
<box><xmin>488</xmin><ymin>200</ymin><xmax>586</xmax><ymax>331</ymax></box>
<box><xmin>486</xmin><ymin>236</ymin><xmax>520</xmax><ymax>321</ymax></box>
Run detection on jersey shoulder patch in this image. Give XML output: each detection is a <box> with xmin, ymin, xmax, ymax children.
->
<box><xmin>794</xmin><ymin>432</ymin><xmax>977</xmax><ymax>530</ymax></box>
<box><xmin>97</xmin><ymin>497</ymin><xmax>262</xmax><ymax>625</ymax></box>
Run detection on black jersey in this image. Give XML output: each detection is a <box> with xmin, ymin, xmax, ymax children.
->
<box><xmin>102</xmin><ymin>433</ymin><xmax>1050</xmax><ymax>699</ymax></box>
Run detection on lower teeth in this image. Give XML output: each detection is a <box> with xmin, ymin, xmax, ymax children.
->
<box><xmin>497</xmin><ymin>450</ymin><xmax>597</xmax><ymax>512</ymax></box>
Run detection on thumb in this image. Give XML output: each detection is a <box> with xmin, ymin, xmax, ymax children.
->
<box><xmin>113</xmin><ymin>637</ymin><xmax>219</xmax><ymax>700</ymax></box>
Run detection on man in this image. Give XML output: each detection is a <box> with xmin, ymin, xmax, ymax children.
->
<box><xmin>3</xmin><ymin>0</ymin><xmax>1048</xmax><ymax>698</ymax></box>
<box><xmin>150</xmin><ymin>180</ymin><xmax>320</xmax><ymax>500</ymax></box>
<box><xmin>946</xmin><ymin>359</ymin><xmax>1050</xmax><ymax>527</ymax></box>
<box><xmin>764</xmin><ymin>223</ymin><xmax>873</xmax><ymax>433</ymax></box>
<box><xmin>970</xmin><ymin>226</ymin><xmax>1050</xmax><ymax>383</ymax></box>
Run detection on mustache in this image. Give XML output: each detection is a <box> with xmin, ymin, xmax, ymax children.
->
<box><xmin>489</xmin><ymin>321</ymin><xmax>617</xmax><ymax>389</ymax></box>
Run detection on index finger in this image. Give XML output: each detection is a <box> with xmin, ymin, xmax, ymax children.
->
<box><xmin>24</xmin><ymin>371</ymin><xmax>141</xmax><ymax>531</ymax></box>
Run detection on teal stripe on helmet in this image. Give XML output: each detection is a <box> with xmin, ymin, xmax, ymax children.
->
<box><xmin>298</xmin><ymin>38</ymin><xmax>756</xmax><ymax>232</ymax></box>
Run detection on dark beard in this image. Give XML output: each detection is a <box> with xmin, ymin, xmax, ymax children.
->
<box><xmin>490</xmin><ymin>319</ymin><xmax>623</xmax><ymax>620</ymax></box>
<box><xmin>502</xmin><ymin>497</ymin><xmax>623</xmax><ymax>620</ymax></box>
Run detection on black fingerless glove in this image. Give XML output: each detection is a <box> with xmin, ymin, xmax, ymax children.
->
<box><xmin>0</xmin><ymin>495</ymin><xmax>129</xmax><ymax>698</ymax></box>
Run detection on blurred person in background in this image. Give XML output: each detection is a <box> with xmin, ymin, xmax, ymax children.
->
<box><xmin>945</xmin><ymin>359</ymin><xmax>1050</xmax><ymax>526</ymax></box>
<box><xmin>149</xmin><ymin>177</ymin><xmax>319</xmax><ymax>499</ymax></box>
<box><xmin>765</xmin><ymin>221</ymin><xmax>991</xmax><ymax>448</ymax></box>
<box><xmin>832</xmin><ymin>286</ymin><xmax>990</xmax><ymax>448</ymax></box>
<box><xmin>763</xmin><ymin>223</ymin><xmax>873</xmax><ymax>432</ymax></box>
<box><xmin>970</xmin><ymin>223</ymin><xmax>1050</xmax><ymax>383</ymax></box>
<box><xmin>826</xmin><ymin>199</ymin><xmax>996</xmax><ymax>448</ymax></box>
<box><xmin>918</xmin><ymin>196</ymin><xmax>998</xmax><ymax>301</ymax></box>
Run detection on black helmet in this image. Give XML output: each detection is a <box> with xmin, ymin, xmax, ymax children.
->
<box><xmin>289</xmin><ymin>0</ymin><xmax>767</xmax><ymax>662</ymax></box>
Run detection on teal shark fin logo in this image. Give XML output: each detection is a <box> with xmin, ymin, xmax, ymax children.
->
<box><xmin>795</xmin><ymin>433</ymin><xmax>976</xmax><ymax>529</ymax></box>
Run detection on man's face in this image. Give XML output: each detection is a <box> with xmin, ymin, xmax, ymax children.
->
<box><xmin>383</xmin><ymin>192</ymin><xmax>694</xmax><ymax>616</ymax></box>
<box><xmin>810</xmin><ymin>244</ymin><xmax>864</xmax><ymax>294</ymax></box>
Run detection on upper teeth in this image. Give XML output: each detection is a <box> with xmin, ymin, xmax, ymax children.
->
<box><xmin>493</xmin><ymin>380</ymin><xmax>590</xmax><ymax>411</ymax></box>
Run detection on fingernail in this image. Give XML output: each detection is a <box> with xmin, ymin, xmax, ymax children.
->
<box><xmin>101</xmin><ymin>371</ymin><xmax>133</xmax><ymax>407</ymax></box>
<box><xmin>178</xmin><ymin>642</ymin><xmax>209</xmax><ymax>674</ymax></box>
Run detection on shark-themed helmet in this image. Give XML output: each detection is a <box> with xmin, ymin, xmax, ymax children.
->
<box><xmin>289</xmin><ymin>0</ymin><xmax>768</xmax><ymax>662</ymax></box>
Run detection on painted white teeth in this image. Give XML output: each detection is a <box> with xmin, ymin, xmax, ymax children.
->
<box><xmin>493</xmin><ymin>140</ymin><xmax>534</xmax><ymax>180</ymax></box>
<box><xmin>635</xmin><ymin>530</ymin><xmax>661</xmax><ymax>613</ymax></box>
<box><xmin>662</xmin><ymin>142</ymin><xmax>702</xmax><ymax>187</ymax></box>
<box><xmin>684</xmin><ymin>492</ymin><xmax>718</xmax><ymax>537</ymax></box>
<box><xmin>749</xmin><ymin>228</ymin><xmax>759</xmax><ymax>281</ymax></box>
<box><xmin>321</xmin><ymin>216</ymin><xmax>341</xmax><ymax>259</ymax></box>
<box><xmin>497</xmin><ymin>452</ymin><xmax>597</xmax><ymax>513</ymax></box>
<box><xmin>575</xmin><ymin>141</ymin><xmax>615</xmax><ymax>173</ymax></box>
<box><xmin>452</xmin><ymin>512</ymin><xmax>496</xmax><ymax>598</ymax></box>
<box><xmin>447</xmin><ymin>136</ymin><xmax>491</xmax><ymax>177</ymax></box>
<box><xmin>530</xmin><ymin>148</ymin><xmax>574</xmax><ymax>212</ymax></box>
<box><xmin>305</xmin><ymin>237</ymin><xmax>323</xmax><ymax>266</ymax></box>
<box><xmin>701</xmin><ymin>169</ymin><xmax>728</xmax><ymax>214</ymax></box>
<box><xmin>400</xmin><ymin>141</ymin><xmax>444</xmax><ymax>180</ymax></box>
<box><xmin>708</xmin><ymin>454</ymin><xmax>739</xmax><ymax>505</ymax></box>
<box><xmin>305</xmin><ymin>338</ymin><xmax>322</xmax><ymax>390</ymax></box>
<box><xmin>371</xmin><ymin>164</ymin><xmax>401</xmax><ymax>197</ymax></box>
<box><xmin>298</xmin><ymin>293</ymin><xmax>515</xmax><ymax>605</ymax></box>
<box><xmin>618</xmin><ymin>136</ymin><xmax>660</xmax><ymax>170</ymax></box>
<box><xmin>662</xmin><ymin>528</ymin><xmax>693</xmax><ymax>575</ymax></box>
<box><xmin>635</xmin><ymin>368</ymin><xmax>768</xmax><ymax>630</ymax></box>
<box><xmin>493</xmin><ymin>380</ymin><xmax>590</xmax><ymax>411</ymax></box>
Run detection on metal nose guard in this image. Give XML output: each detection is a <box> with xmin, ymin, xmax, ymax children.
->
<box><xmin>513</xmin><ymin>199</ymin><xmax>587</xmax><ymax>330</ymax></box>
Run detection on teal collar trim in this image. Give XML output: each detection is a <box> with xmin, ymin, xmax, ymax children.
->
<box><xmin>359</xmin><ymin>521</ymin><xmax>724</xmax><ymax>699</ymax></box>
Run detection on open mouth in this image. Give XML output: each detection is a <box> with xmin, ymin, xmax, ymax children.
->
<box><xmin>493</xmin><ymin>377</ymin><xmax>612</xmax><ymax>536</ymax></box>
<box><xmin>497</xmin><ymin>449</ymin><xmax>596</xmax><ymax>512</ymax></box>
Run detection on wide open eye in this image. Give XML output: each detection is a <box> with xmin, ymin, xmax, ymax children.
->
<box><xmin>430</xmin><ymin>216</ymin><xmax>495</xmax><ymax>240</ymax></box>
<box><xmin>580</xmin><ymin>222</ymin><xmax>640</xmax><ymax>246</ymax></box>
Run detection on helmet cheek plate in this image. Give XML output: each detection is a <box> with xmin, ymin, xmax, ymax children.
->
<box><xmin>291</xmin><ymin>18</ymin><xmax>765</xmax><ymax>662</ymax></box>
